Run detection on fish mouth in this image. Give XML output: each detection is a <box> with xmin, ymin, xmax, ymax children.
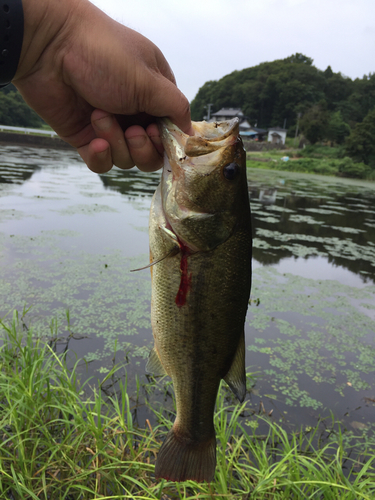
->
<box><xmin>157</xmin><ymin>118</ymin><xmax>242</xmax><ymax>254</ymax></box>
<box><xmin>158</xmin><ymin>119</ymin><xmax>188</xmax><ymax>166</ymax></box>
<box><xmin>158</xmin><ymin>118</ymin><xmax>240</xmax><ymax>164</ymax></box>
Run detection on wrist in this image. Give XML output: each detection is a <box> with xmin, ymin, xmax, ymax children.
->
<box><xmin>14</xmin><ymin>0</ymin><xmax>86</xmax><ymax>82</ymax></box>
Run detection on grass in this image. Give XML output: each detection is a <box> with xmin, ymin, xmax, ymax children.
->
<box><xmin>294</xmin><ymin>144</ymin><xmax>344</xmax><ymax>159</ymax></box>
<box><xmin>246</xmin><ymin>143</ymin><xmax>375</xmax><ymax>180</ymax></box>
<box><xmin>1</xmin><ymin>311</ymin><xmax>375</xmax><ymax>499</ymax></box>
<box><xmin>247</xmin><ymin>156</ymin><xmax>340</xmax><ymax>176</ymax></box>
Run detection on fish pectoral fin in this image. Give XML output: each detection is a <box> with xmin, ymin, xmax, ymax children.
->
<box><xmin>130</xmin><ymin>246</ymin><xmax>179</xmax><ymax>272</ymax></box>
<box><xmin>146</xmin><ymin>347</ymin><xmax>167</xmax><ymax>376</ymax></box>
<box><xmin>223</xmin><ymin>333</ymin><xmax>246</xmax><ymax>403</ymax></box>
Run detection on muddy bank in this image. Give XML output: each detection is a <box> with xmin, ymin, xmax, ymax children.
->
<box><xmin>0</xmin><ymin>131</ymin><xmax>74</xmax><ymax>150</ymax></box>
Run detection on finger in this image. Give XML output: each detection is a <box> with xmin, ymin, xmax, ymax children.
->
<box><xmin>146</xmin><ymin>123</ymin><xmax>164</xmax><ymax>156</ymax></box>
<box><xmin>78</xmin><ymin>138</ymin><xmax>113</xmax><ymax>173</ymax></box>
<box><xmin>91</xmin><ymin>109</ymin><xmax>134</xmax><ymax>169</ymax></box>
<box><xmin>125</xmin><ymin>125</ymin><xmax>163</xmax><ymax>173</ymax></box>
<box><xmin>141</xmin><ymin>76</ymin><xmax>194</xmax><ymax>136</ymax></box>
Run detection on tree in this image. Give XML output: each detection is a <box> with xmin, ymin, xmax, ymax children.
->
<box><xmin>283</xmin><ymin>53</ymin><xmax>313</xmax><ymax>65</ymax></box>
<box><xmin>327</xmin><ymin>111</ymin><xmax>351</xmax><ymax>144</ymax></box>
<box><xmin>0</xmin><ymin>83</ymin><xmax>18</xmax><ymax>94</ymax></box>
<box><xmin>345</xmin><ymin>107</ymin><xmax>375</xmax><ymax>167</ymax></box>
<box><xmin>189</xmin><ymin>54</ymin><xmax>368</xmax><ymax>131</ymax></box>
<box><xmin>0</xmin><ymin>88</ymin><xmax>45</xmax><ymax>128</ymax></box>
<box><xmin>323</xmin><ymin>72</ymin><xmax>353</xmax><ymax>111</ymax></box>
<box><xmin>299</xmin><ymin>103</ymin><xmax>330</xmax><ymax>144</ymax></box>
<box><xmin>338</xmin><ymin>157</ymin><xmax>371</xmax><ymax>178</ymax></box>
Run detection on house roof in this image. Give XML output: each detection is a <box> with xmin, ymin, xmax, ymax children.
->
<box><xmin>211</xmin><ymin>108</ymin><xmax>244</xmax><ymax>117</ymax></box>
<box><xmin>239</xmin><ymin>119</ymin><xmax>251</xmax><ymax>129</ymax></box>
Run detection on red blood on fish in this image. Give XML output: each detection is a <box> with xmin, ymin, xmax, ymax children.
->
<box><xmin>175</xmin><ymin>245</ymin><xmax>192</xmax><ymax>307</ymax></box>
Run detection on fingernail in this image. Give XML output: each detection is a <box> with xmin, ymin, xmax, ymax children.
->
<box><xmin>94</xmin><ymin>115</ymin><xmax>113</xmax><ymax>131</ymax></box>
<box><xmin>126</xmin><ymin>134</ymin><xmax>147</xmax><ymax>149</ymax></box>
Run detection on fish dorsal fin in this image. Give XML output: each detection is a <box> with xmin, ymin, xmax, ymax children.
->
<box><xmin>130</xmin><ymin>246</ymin><xmax>179</xmax><ymax>272</ymax></box>
<box><xmin>146</xmin><ymin>347</ymin><xmax>167</xmax><ymax>376</ymax></box>
<box><xmin>224</xmin><ymin>333</ymin><xmax>246</xmax><ymax>402</ymax></box>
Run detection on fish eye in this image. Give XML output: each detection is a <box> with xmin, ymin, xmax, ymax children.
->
<box><xmin>223</xmin><ymin>162</ymin><xmax>239</xmax><ymax>180</ymax></box>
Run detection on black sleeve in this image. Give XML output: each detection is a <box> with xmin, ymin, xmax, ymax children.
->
<box><xmin>0</xmin><ymin>0</ymin><xmax>24</xmax><ymax>87</ymax></box>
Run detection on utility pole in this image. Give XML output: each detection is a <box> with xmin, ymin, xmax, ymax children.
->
<box><xmin>204</xmin><ymin>103</ymin><xmax>213</xmax><ymax>121</ymax></box>
<box><xmin>294</xmin><ymin>113</ymin><xmax>301</xmax><ymax>147</ymax></box>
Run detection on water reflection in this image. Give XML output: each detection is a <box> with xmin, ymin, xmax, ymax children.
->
<box><xmin>248</xmin><ymin>169</ymin><xmax>375</xmax><ymax>283</ymax></box>
<box><xmin>1</xmin><ymin>144</ymin><xmax>374</xmax><ymax>286</ymax></box>
<box><xmin>0</xmin><ymin>145</ymin><xmax>374</xmax><ymax>286</ymax></box>
<box><xmin>99</xmin><ymin>167</ymin><xmax>161</xmax><ymax>198</ymax></box>
<box><xmin>258</xmin><ymin>188</ymin><xmax>277</xmax><ymax>205</ymax></box>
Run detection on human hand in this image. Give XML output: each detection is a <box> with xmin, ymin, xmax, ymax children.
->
<box><xmin>13</xmin><ymin>0</ymin><xmax>193</xmax><ymax>173</ymax></box>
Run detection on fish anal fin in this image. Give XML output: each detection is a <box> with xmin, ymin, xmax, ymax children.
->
<box><xmin>155</xmin><ymin>427</ymin><xmax>216</xmax><ymax>483</ymax></box>
<box><xmin>223</xmin><ymin>332</ymin><xmax>246</xmax><ymax>403</ymax></box>
<box><xmin>146</xmin><ymin>347</ymin><xmax>167</xmax><ymax>377</ymax></box>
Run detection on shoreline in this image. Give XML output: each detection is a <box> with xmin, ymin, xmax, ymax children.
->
<box><xmin>0</xmin><ymin>131</ymin><xmax>74</xmax><ymax>150</ymax></box>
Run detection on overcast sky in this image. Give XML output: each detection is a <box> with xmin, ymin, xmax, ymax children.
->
<box><xmin>91</xmin><ymin>0</ymin><xmax>375</xmax><ymax>103</ymax></box>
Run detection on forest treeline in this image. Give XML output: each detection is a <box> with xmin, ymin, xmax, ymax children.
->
<box><xmin>1</xmin><ymin>55</ymin><xmax>375</xmax><ymax>170</ymax></box>
<box><xmin>0</xmin><ymin>83</ymin><xmax>45</xmax><ymax>128</ymax></box>
<box><xmin>191</xmin><ymin>53</ymin><xmax>375</xmax><ymax>167</ymax></box>
<box><xmin>191</xmin><ymin>53</ymin><xmax>374</xmax><ymax>132</ymax></box>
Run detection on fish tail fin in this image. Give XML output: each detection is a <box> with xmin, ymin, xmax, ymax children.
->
<box><xmin>155</xmin><ymin>427</ymin><xmax>216</xmax><ymax>483</ymax></box>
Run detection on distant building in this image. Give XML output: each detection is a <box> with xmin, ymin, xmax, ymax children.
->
<box><xmin>210</xmin><ymin>108</ymin><xmax>245</xmax><ymax>122</ymax></box>
<box><xmin>208</xmin><ymin>108</ymin><xmax>270</xmax><ymax>141</ymax></box>
<box><xmin>241</xmin><ymin>126</ymin><xmax>268</xmax><ymax>141</ymax></box>
<box><xmin>209</xmin><ymin>108</ymin><xmax>267</xmax><ymax>138</ymax></box>
<box><xmin>267</xmin><ymin>127</ymin><xmax>287</xmax><ymax>145</ymax></box>
<box><xmin>239</xmin><ymin>119</ymin><xmax>251</xmax><ymax>131</ymax></box>
<box><xmin>209</xmin><ymin>108</ymin><xmax>252</xmax><ymax>132</ymax></box>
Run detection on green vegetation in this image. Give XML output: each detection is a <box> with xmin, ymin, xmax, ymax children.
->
<box><xmin>328</xmin><ymin>110</ymin><xmax>351</xmax><ymax>145</ymax></box>
<box><xmin>345</xmin><ymin>107</ymin><xmax>375</xmax><ymax>168</ymax></box>
<box><xmin>248</xmin><ymin>266</ymin><xmax>375</xmax><ymax>411</ymax></box>
<box><xmin>191</xmin><ymin>54</ymin><xmax>374</xmax><ymax>134</ymax></box>
<box><xmin>1</xmin><ymin>311</ymin><xmax>375</xmax><ymax>499</ymax></box>
<box><xmin>0</xmin><ymin>84</ymin><xmax>45</xmax><ymax>128</ymax></box>
<box><xmin>299</xmin><ymin>106</ymin><xmax>351</xmax><ymax>146</ymax></box>
<box><xmin>299</xmin><ymin>103</ymin><xmax>330</xmax><ymax>145</ymax></box>
<box><xmin>191</xmin><ymin>53</ymin><xmax>375</xmax><ymax>176</ymax></box>
<box><xmin>246</xmin><ymin>144</ymin><xmax>375</xmax><ymax>179</ymax></box>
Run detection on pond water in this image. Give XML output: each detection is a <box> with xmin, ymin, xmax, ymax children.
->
<box><xmin>1</xmin><ymin>143</ymin><xmax>375</xmax><ymax>443</ymax></box>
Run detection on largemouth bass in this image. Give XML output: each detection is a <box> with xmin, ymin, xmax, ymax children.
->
<box><xmin>147</xmin><ymin>118</ymin><xmax>252</xmax><ymax>482</ymax></box>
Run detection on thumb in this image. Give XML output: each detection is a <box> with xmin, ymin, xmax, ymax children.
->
<box><xmin>144</xmin><ymin>75</ymin><xmax>194</xmax><ymax>135</ymax></box>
